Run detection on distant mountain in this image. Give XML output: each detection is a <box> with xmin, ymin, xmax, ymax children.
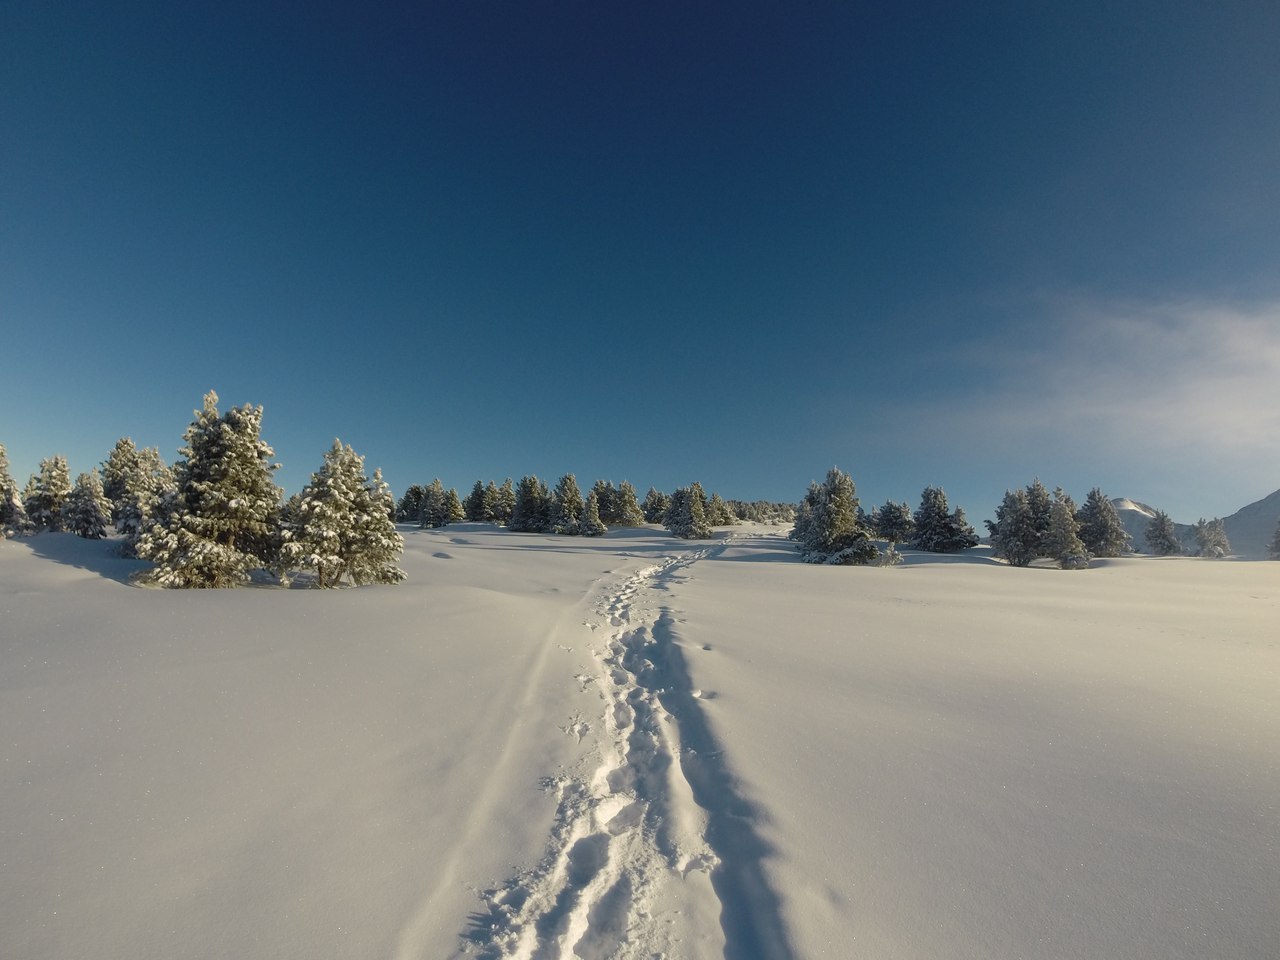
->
<box><xmin>1110</xmin><ymin>490</ymin><xmax>1280</xmax><ymax>558</ymax></box>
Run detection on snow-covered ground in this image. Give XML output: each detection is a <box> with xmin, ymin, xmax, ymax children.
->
<box><xmin>2</xmin><ymin>526</ymin><xmax>1277</xmax><ymax>959</ymax></box>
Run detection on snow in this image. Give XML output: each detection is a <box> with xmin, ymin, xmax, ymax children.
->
<box><xmin>2</xmin><ymin>526</ymin><xmax>1277</xmax><ymax>959</ymax></box>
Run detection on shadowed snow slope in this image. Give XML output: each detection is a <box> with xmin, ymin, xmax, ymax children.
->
<box><xmin>2</xmin><ymin>527</ymin><xmax>1277</xmax><ymax>959</ymax></box>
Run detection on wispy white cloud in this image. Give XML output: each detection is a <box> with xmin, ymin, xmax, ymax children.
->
<box><xmin>879</xmin><ymin>297</ymin><xmax>1280</xmax><ymax>516</ymax></box>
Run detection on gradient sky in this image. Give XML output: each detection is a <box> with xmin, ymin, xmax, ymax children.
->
<box><xmin>3</xmin><ymin>1</ymin><xmax>1278</xmax><ymax>524</ymax></box>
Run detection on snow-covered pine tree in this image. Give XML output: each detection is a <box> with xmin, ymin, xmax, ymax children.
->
<box><xmin>1076</xmin><ymin>488</ymin><xmax>1130</xmax><ymax>557</ymax></box>
<box><xmin>1044</xmin><ymin>492</ymin><xmax>1090</xmax><ymax>569</ymax></box>
<box><xmin>417</xmin><ymin>479</ymin><xmax>450</xmax><ymax>528</ymax></box>
<box><xmin>580</xmin><ymin>489</ymin><xmax>608</xmax><ymax>536</ymax></box>
<box><xmin>641</xmin><ymin>487</ymin><xmax>670</xmax><ymax>524</ymax></box>
<box><xmin>101</xmin><ymin>437</ymin><xmax>142</xmax><ymax>524</ymax></box>
<box><xmin>277</xmin><ymin>440</ymin><xmax>405</xmax><ymax>587</ymax></box>
<box><xmin>1192</xmin><ymin>517</ymin><xmax>1230</xmax><ymax>558</ymax></box>
<box><xmin>589</xmin><ymin>480</ymin><xmax>618</xmax><ymax>525</ymax></box>
<box><xmin>874</xmin><ymin>500</ymin><xmax>915</xmax><ymax>550</ymax></box>
<box><xmin>792</xmin><ymin>467</ymin><xmax>878</xmax><ymax>564</ymax></box>
<box><xmin>706</xmin><ymin>492</ymin><xmax>737</xmax><ymax>526</ymax></box>
<box><xmin>1025</xmin><ymin>478</ymin><xmax>1052</xmax><ymax>552</ymax></box>
<box><xmin>115</xmin><ymin>447</ymin><xmax>176</xmax><ymax>557</ymax></box>
<box><xmin>789</xmin><ymin>488</ymin><xmax>815</xmax><ymax>546</ymax></box>
<box><xmin>463</xmin><ymin>481</ymin><xmax>488</xmax><ymax>521</ymax></box>
<box><xmin>445</xmin><ymin>487</ymin><xmax>466</xmax><ymax>523</ymax></box>
<box><xmin>136</xmin><ymin>391</ymin><xmax>283</xmax><ymax>588</ymax></box>
<box><xmin>664</xmin><ymin>483</ymin><xmax>713</xmax><ymax>540</ymax></box>
<box><xmin>910</xmin><ymin>486</ymin><xmax>974</xmax><ymax>552</ymax></box>
<box><xmin>612</xmin><ymin>481</ymin><xmax>646</xmax><ymax>527</ymax></box>
<box><xmin>482</xmin><ymin>481</ymin><xmax>501</xmax><ymax>522</ymax></box>
<box><xmin>494</xmin><ymin>478</ymin><xmax>516</xmax><ymax>525</ymax></box>
<box><xmin>551</xmin><ymin>474</ymin><xmax>585</xmax><ymax>535</ymax></box>
<box><xmin>27</xmin><ymin>455</ymin><xmax>74</xmax><ymax>532</ymax></box>
<box><xmin>509</xmin><ymin>475</ymin><xmax>552</xmax><ymax>532</ymax></box>
<box><xmin>396</xmin><ymin>485</ymin><xmax>426</xmax><ymax>523</ymax></box>
<box><xmin>64</xmin><ymin>470</ymin><xmax>113</xmax><ymax>539</ymax></box>
<box><xmin>0</xmin><ymin>443</ymin><xmax>31</xmax><ymax>537</ymax></box>
<box><xmin>987</xmin><ymin>489</ymin><xmax>1038</xmax><ymax>566</ymax></box>
<box><xmin>1144</xmin><ymin>509</ymin><xmax>1182</xmax><ymax>556</ymax></box>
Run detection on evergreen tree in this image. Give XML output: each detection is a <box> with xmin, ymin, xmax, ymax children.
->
<box><xmin>1025</xmin><ymin>477</ymin><xmax>1052</xmax><ymax>551</ymax></box>
<box><xmin>444</xmin><ymin>487</ymin><xmax>466</xmax><ymax>523</ymax></box>
<box><xmin>1044</xmin><ymin>492</ymin><xmax>1090</xmax><ymax>569</ymax></box>
<box><xmin>27</xmin><ymin>455</ymin><xmax>74</xmax><ymax>531</ymax></box>
<box><xmin>1269</xmin><ymin>516</ymin><xmax>1280</xmax><ymax>560</ymax></box>
<box><xmin>136</xmin><ymin>391</ymin><xmax>283</xmax><ymax>588</ymax></box>
<box><xmin>706</xmin><ymin>492</ymin><xmax>738</xmax><ymax>526</ymax></box>
<box><xmin>494</xmin><ymin>478</ymin><xmax>516</xmax><ymax>525</ymax></box>
<box><xmin>463</xmin><ymin>481</ymin><xmax>488</xmax><ymax>521</ymax></box>
<box><xmin>0</xmin><ymin>443</ymin><xmax>30</xmax><ymax>537</ymax></box>
<box><xmin>987</xmin><ymin>489</ymin><xmax>1038</xmax><ymax>566</ymax></box>
<box><xmin>641</xmin><ymin>487</ymin><xmax>670</xmax><ymax>523</ymax></box>
<box><xmin>911</xmin><ymin>486</ymin><xmax>975</xmax><ymax>552</ymax></box>
<box><xmin>551</xmin><ymin>474</ymin><xmax>585</xmax><ymax>535</ymax></box>
<box><xmin>792</xmin><ymin>467</ymin><xmax>877</xmax><ymax>564</ymax></box>
<box><xmin>1144</xmin><ymin>509</ymin><xmax>1182</xmax><ymax>556</ymax></box>
<box><xmin>21</xmin><ymin>475</ymin><xmax>39</xmax><ymax>527</ymax></box>
<box><xmin>1192</xmin><ymin>517</ymin><xmax>1230</xmax><ymax>558</ymax></box>
<box><xmin>580</xmin><ymin>489</ymin><xmax>608</xmax><ymax>536</ymax></box>
<box><xmin>396</xmin><ymin>485</ymin><xmax>426</xmax><ymax>523</ymax></box>
<box><xmin>277</xmin><ymin>440</ymin><xmax>405</xmax><ymax>587</ymax></box>
<box><xmin>1076</xmin><ymin>488</ymin><xmax>1130</xmax><ymax>557</ymax></box>
<box><xmin>417</xmin><ymin>479</ymin><xmax>450</xmax><ymax>528</ymax></box>
<box><xmin>612</xmin><ymin>481</ymin><xmax>646</xmax><ymax>527</ymax></box>
<box><xmin>873</xmin><ymin>500</ymin><xmax>915</xmax><ymax>548</ymax></box>
<box><xmin>64</xmin><ymin>470</ymin><xmax>113</xmax><ymax>539</ymax></box>
<box><xmin>589</xmin><ymin>480</ymin><xmax>618</xmax><ymax>525</ymax></box>
<box><xmin>101</xmin><ymin>437</ymin><xmax>143</xmax><ymax>523</ymax></box>
<box><xmin>115</xmin><ymin>447</ymin><xmax>176</xmax><ymax>557</ymax></box>
<box><xmin>482</xmin><ymin>481</ymin><xmax>501</xmax><ymax>522</ymax></box>
<box><xmin>509</xmin><ymin>475</ymin><xmax>552</xmax><ymax>532</ymax></box>
<box><xmin>664</xmin><ymin>483</ymin><xmax>714</xmax><ymax>540</ymax></box>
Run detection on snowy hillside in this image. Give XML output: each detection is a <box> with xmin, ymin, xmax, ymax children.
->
<box><xmin>2</xmin><ymin>527</ymin><xmax>1278</xmax><ymax>959</ymax></box>
<box><xmin>1112</xmin><ymin>490</ymin><xmax>1280</xmax><ymax>557</ymax></box>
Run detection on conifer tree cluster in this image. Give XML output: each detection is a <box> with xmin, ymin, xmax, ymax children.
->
<box><xmin>1144</xmin><ymin>509</ymin><xmax>1182</xmax><ymax>555</ymax></box>
<box><xmin>641</xmin><ymin>487</ymin><xmax>670</xmax><ymax>523</ymax></box>
<box><xmin>987</xmin><ymin>479</ymin><xmax>1136</xmax><ymax>569</ymax></box>
<box><xmin>0</xmin><ymin>444</ymin><xmax>31</xmax><ymax>537</ymax></box>
<box><xmin>790</xmin><ymin>467</ymin><xmax>878</xmax><ymax>564</ymax></box>
<box><xmin>63</xmin><ymin>470</ymin><xmax>113</xmax><ymax>539</ymax></box>
<box><xmin>1191</xmin><ymin>517</ymin><xmax>1231</xmax><ymax>558</ymax></box>
<box><xmin>102</xmin><ymin>438</ymin><xmax>177</xmax><ymax>556</ymax></box>
<box><xmin>909</xmin><ymin>487</ymin><xmax>978</xmax><ymax>553</ymax></box>
<box><xmin>1076</xmin><ymin>488</ymin><xmax>1131</xmax><ymax>557</ymax></box>
<box><xmin>664</xmin><ymin>482</ymin><xmax>714</xmax><ymax>540</ymax></box>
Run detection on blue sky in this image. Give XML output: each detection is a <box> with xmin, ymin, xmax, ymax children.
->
<box><xmin>3</xmin><ymin>1</ymin><xmax>1278</xmax><ymax>524</ymax></box>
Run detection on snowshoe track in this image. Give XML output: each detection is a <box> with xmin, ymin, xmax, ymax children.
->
<box><xmin>459</xmin><ymin>543</ymin><xmax>765</xmax><ymax>959</ymax></box>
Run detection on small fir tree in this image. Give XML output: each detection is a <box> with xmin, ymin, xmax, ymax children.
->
<box><xmin>0</xmin><ymin>443</ymin><xmax>30</xmax><ymax>537</ymax></box>
<box><xmin>987</xmin><ymin>489</ymin><xmax>1038</xmax><ymax>567</ymax></box>
<box><xmin>27</xmin><ymin>455</ymin><xmax>74</xmax><ymax>532</ymax></box>
<box><xmin>417</xmin><ymin>479</ymin><xmax>451</xmax><ymax>528</ymax></box>
<box><xmin>64</xmin><ymin>470</ymin><xmax>113</xmax><ymax>539</ymax></box>
<box><xmin>580</xmin><ymin>489</ymin><xmax>608</xmax><ymax>536</ymax></box>
<box><xmin>396</xmin><ymin>485</ymin><xmax>426</xmax><ymax>523</ymax></box>
<box><xmin>613</xmin><ymin>481</ymin><xmax>646</xmax><ymax>527</ymax></box>
<box><xmin>463</xmin><ymin>481</ymin><xmax>488</xmax><ymax>521</ymax></box>
<box><xmin>873</xmin><ymin>500</ymin><xmax>915</xmax><ymax>563</ymax></box>
<box><xmin>641</xmin><ymin>487</ymin><xmax>670</xmax><ymax>523</ymax></box>
<box><xmin>1044</xmin><ymin>493</ymin><xmax>1090</xmax><ymax>569</ymax></box>
<box><xmin>115</xmin><ymin>447</ymin><xmax>176</xmax><ymax>557</ymax></box>
<box><xmin>792</xmin><ymin>467</ymin><xmax>877</xmax><ymax>564</ymax></box>
<box><xmin>589</xmin><ymin>480</ymin><xmax>618</xmax><ymax>525</ymax></box>
<box><xmin>494</xmin><ymin>478</ymin><xmax>516</xmax><ymax>525</ymax></box>
<box><xmin>552</xmin><ymin>474</ymin><xmax>585</xmax><ymax>535</ymax></box>
<box><xmin>1076</xmin><ymin>488</ymin><xmax>1131</xmax><ymax>557</ymax></box>
<box><xmin>911</xmin><ymin>487</ymin><xmax>975</xmax><ymax>552</ymax></box>
<box><xmin>444</xmin><ymin>487</ymin><xmax>466</xmax><ymax>523</ymax></box>
<box><xmin>136</xmin><ymin>391</ymin><xmax>283</xmax><ymax>588</ymax></box>
<box><xmin>101</xmin><ymin>437</ymin><xmax>143</xmax><ymax>523</ymax></box>
<box><xmin>1025</xmin><ymin>478</ymin><xmax>1052</xmax><ymax>552</ymax></box>
<box><xmin>277</xmin><ymin>440</ymin><xmax>405</xmax><ymax>587</ymax></box>
<box><xmin>664</xmin><ymin>483</ymin><xmax>713</xmax><ymax>540</ymax></box>
<box><xmin>1192</xmin><ymin>517</ymin><xmax>1230</xmax><ymax>558</ymax></box>
<box><xmin>509</xmin><ymin>475</ymin><xmax>552</xmax><ymax>532</ymax></box>
<box><xmin>1145</xmin><ymin>510</ymin><xmax>1182</xmax><ymax>556</ymax></box>
<box><xmin>706</xmin><ymin>492</ymin><xmax>737</xmax><ymax>526</ymax></box>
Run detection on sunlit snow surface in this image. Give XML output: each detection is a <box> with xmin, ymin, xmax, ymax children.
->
<box><xmin>2</xmin><ymin>528</ymin><xmax>1277</xmax><ymax>959</ymax></box>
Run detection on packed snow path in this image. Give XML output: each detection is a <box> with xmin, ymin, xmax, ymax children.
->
<box><xmin>459</xmin><ymin>539</ymin><xmax>794</xmax><ymax>960</ymax></box>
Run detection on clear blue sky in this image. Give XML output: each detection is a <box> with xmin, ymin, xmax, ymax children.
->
<box><xmin>3</xmin><ymin>1</ymin><xmax>1278</xmax><ymax>524</ymax></box>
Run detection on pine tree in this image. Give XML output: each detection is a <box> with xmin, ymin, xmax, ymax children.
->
<box><xmin>136</xmin><ymin>391</ymin><xmax>283</xmax><ymax>588</ymax></box>
<box><xmin>792</xmin><ymin>467</ymin><xmax>878</xmax><ymax>564</ymax></box>
<box><xmin>664</xmin><ymin>483</ymin><xmax>713</xmax><ymax>540</ymax></box>
<box><xmin>641</xmin><ymin>487</ymin><xmax>670</xmax><ymax>524</ymax></box>
<box><xmin>580</xmin><ymin>489</ymin><xmax>608</xmax><ymax>536</ymax></box>
<box><xmin>418</xmin><ymin>479</ymin><xmax>450</xmax><ymax>528</ymax></box>
<box><xmin>482</xmin><ymin>481</ymin><xmax>501</xmax><ymax>522</ymax></box>
<box><xmin>64</xmin><ymin>470</ymin><xmax>113</xmax><ymax>539</ymax></box>
<box><xmin>988</xmin><ymin>489</ymin><xmax>1038</xmax><ymax>566</ymax></box>
<box><xmin>444</xmin><ymin>487</ymin><xmax>466</xmax><ymax>523</ymax></box>
<box><xmin>0</xmin><ymin>443</ymin><xmax>30</xmax><ymax>537</ymax></box>
<box><xmin>27</xmin><ymin>455</ymin><xmax>74</xmax><ymax>531</ymax></box>
<box><xmin>396</xmin><ymin>485</ymin><xmax>426</xmax><ymax>523</ymax></box>
<box><xmin>873</xmin><ymin>500</ymin><xmax>915</xmax><ymax>548</ymax></box>
<box><xmin>494</xmin><ymin>478</ymin><xmax>516</xmax><ymax>525</ymax></box>
<box><xmin>706</xmin><ymin>492</ymin><xmax>737</xmax><ymax>526</ymax></box>
<box><xmin>1144</xmin><ymin>509</ymin><xmax>1182</xmax><ymax>556</ymax></box>
<box><xmin>612</xmin><ymin>481</ymin><xmax>646</xmax><ymax>527</ymax></box>
<box><xmin>115</xmin><ymin>447</ymin><xmax>176</xmax><ymax>557</ymax></box>
<box><xmin>510</xmin><ymin>475</ymin><xmax>552</xmax><ymax>532</ymax></box>
<box><xmin>101</xmin><ymin>437</ymin><xmax>143</xmax><ymax>524</ymax></box>
<box><xmin>463</xmin><ymin>481</ymin><xmax>488</xmax><ymax>521</ymax></box>
<box><xmin>277</xmin><ymin>440</ymin><xmax>405</xmax><ymax>587</ymax></box>
<box><xmin>911</xmin><ymin>487</ymin><xmax>975</xmax><ymax>552</ymax></box>
<box><xmin>1044</xmin><ymin>493</ymin><xmax>1090</xmax><ymax>569</ymax></box>
<box><xmin>1192</xmin><ymin>517</ymin><xmax>1230</xmax><ymax>558</ymax></box>
<box><xmin>1025</xmin><ymin>478</ymin><xmax>1052</xmax><ymax>552</ymax></box>
<box><xmin>1269</xmin><ymin>516</ymin><xmax>1280</xmax><ymax>560</ymax></box>
<box><xmin>1076</xmin><ymin>488</ymin><xmax>1130</xmax><ymax>557</ymax></box>
<box><xmin>551</xmin><ymin>474</ymin><xmax>584</xmax><ymax>535</ymax></box>
<box><xmin>589</xmin><ymin>480</ymin><xmax>618</xmax><ymax>525</ymax></box>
